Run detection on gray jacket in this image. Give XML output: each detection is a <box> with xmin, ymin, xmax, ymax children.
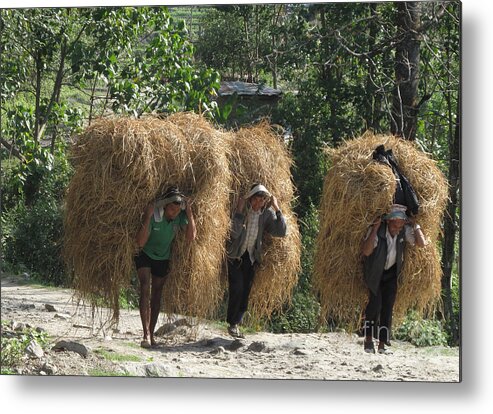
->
<box><xmin>363</xmin><ymin>222</ymin><xmax>406</xmax><ymax>295</ymax></box>
<box><xmin>226</xmin><ymin>207</ymin><xmax>287</xmax><ymax>263</ymax></box>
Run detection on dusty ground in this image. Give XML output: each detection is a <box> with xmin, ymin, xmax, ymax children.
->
<box><xmin>0</xmin><ymin>273</ymin><xmax>460</xmax><ymax>381</ymax></box>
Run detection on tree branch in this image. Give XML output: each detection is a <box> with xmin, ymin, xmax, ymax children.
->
<box><xmin>0</xmin><ymin>138</ymin><xmax>26</xmax><ymax>162</ymax></box>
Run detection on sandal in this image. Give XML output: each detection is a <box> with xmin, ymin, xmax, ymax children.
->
<box><xmin>140</xmin><ymin>339</ymin><xmax>151</xmax><ymax>349</ymax></box>
<box><xmin>364</xmin><ymin>340</ymin><xmax>375</xmax><ymax>354</ymax></box>
<box><xmin>378</xmin><ymin>341</ymin><xmax>393</xmax><ymax>354</ymax></box>
<box><xmin>228</xmin><ymin>324</ymin><xmax>245</xmax><ymax>339</ymax></box>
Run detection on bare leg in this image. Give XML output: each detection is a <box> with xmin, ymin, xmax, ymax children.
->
<box><xmin>137</xmin><ymin>267</ymin><xmax>151</xmax><ymax>344</ymax></box>
<box><xmin>149</xmin><ymin>274</ymin><xmax>166</xmax><ymax>346</ymax></box>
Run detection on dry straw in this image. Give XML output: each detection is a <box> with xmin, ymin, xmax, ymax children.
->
<box><xmin>313</xmin><ymin>132</ymin><xmax>448</xmax><ymax>329</ymax></box>
<box><xmin>64</xmin><ymin>113</ymin><xmax>231</xmax><ymax>322</ymax></box>
<box><xmin>225</xmin><ymin>121</ymin><xmax>301</xmax><ymax>320</ymax></box>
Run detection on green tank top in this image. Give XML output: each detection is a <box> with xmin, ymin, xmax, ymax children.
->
<box><xmin>142</xmin><ymin>210</ymin><xmax>188</xmax><ymax>260</ymax></box>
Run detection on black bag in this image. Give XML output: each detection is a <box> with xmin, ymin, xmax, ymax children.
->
<box><xmin>372</xmin><ymin>145</ymin><xmax>420</xmax><ymax>216</ymax></box>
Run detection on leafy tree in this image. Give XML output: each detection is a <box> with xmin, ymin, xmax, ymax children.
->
<box><xmin>0</xmin><ymin>6</ymin><xmax>220</xmax><ymax>286</ymax></box>
<box><xmin>195</xmin><ymin>4</ymin><xmax>289</xmax><ymax>85</ymax></box>
<box><xmin>0</xmin><ymin>7</ymin><xmax>219</xmax><ymax>205</ymax></box>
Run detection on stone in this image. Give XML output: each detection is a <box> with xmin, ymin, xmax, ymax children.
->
<box><xmin>155</xmin><ymin>323</ymin><xmax>176</xmax><ymax>336</ymax></box>
<box><xmin>293</xmin><ymin>348</ymin><xmax>311</xmax><ymax>356</ymax></box>
<box><xmin>247</xmin><ymin>341</ymin><xmax>269</xmax><ymax>353</ymax></box>
<box><xmin>372</xmin><ymin>364</ymin><xmax>384</xmax><ymax>372</ymax></box>
<box><xmin>54</xmin><ymin>313</ymin><xmax>71</xmax><ymax>320</ymax></box>
<box><xmin>12</xmin><ymin>321</ymin><xmax>25</xmax><ymax>331</ymax></box>
<box><xmin>227</xmin><ymin>339</ymin><xmax>246</xmax><ymax>351</ymax></box>
<box><xmin>45</xmin><ymin>304</ymin><xmax>57</xmax><ymax>312</ymax></box>
<box><xmin>143</xmin><ymin>362</ymin><xmax>174</xmax><ymax>377</ymax></box>
<box><xmin>25</xmin><ymin>340</ymin><xmax>44</xmax><ymax>358</ymax></box>
<box><xmin>73</xmin><ymin>323</ymin><xmax>92</xmax><ymax>329</ymax></box>
<box><xmin>210</xmin><ymin>346</ymin><xmax>226</xmax><ymax>355</ymax></box>
<box><xmin>41</xmin><ymin>362</ymin><xmax>58</xmax><ymax>375</ymax></box>
<box><xmin>203</xmin><ymin>338</ymin><xmax>219</xmax><ymax>347</ymax></box>
<box><xmin>52</xmin><ymin>340</ymin><xmax>89</xmax><ymax>358</ymax></box>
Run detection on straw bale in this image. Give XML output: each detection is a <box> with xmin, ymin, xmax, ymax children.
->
<box><xmin>224</xmin><ymin>122</ymin><xmax>301</xmax><ymax>319</ymax></box>
<box><xmin>313</xmin><ymin>132</ymin><xmax>448</xmax><ymax>329</ymax></box>
<box><xmin>64</xmin><ymin>113</ymin><xmax>231</xmax><ymax>321</ymax></box>
<box><xmin>161</xmin><ymin>112</ymin><xmax>231</xmax><ymax>318</ymax></box>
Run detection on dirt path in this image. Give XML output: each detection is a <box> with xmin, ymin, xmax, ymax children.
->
<box><xmin>1</xmin><ymin>273</ymin><xmax>460</xmax><ymax>381</ymax></box>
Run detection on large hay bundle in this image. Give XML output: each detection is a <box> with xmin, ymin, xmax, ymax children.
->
<box><xmin>64</xmin><ymin>113</ymin><xmax>231</xmax><ymax>321</ymax></box>
<box><xmin>225</xmin><ymin>122</ymin><xmax>301</xmax><ymax>320</ymax></box>
<box><xmin>313</xmin><ymin>132</ymin><xmax>448</xmax><ymax>328</ymax></box>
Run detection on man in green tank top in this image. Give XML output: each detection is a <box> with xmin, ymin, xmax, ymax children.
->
<box><xmin>135</xmin><ymin>186</ymin><xmax>196</xmax><ymax>348</ymax></box>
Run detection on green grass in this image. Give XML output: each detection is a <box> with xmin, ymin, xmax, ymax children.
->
<box><xmin>422</xmin><ymin>346</ymin><xmax>459</xmax><ymax>357</ymax></box>
<box><xmin>124</xmin><ymin>341</ymin><xmax>142</xmax><ymax>349</ymax></box>
<box><xmin>0</xmin><ymin>320</ymin><xmax>50</xmax><ymax>371</ymax></box>
<box><xmin>1</xmin><ymin>368</ymin><xmax>17</xmax><ymax>375</ymax></box>
<box><xmin>94</xmin><ymin>348</ymin><xmax>142</xmax><ymax>363</ymax></box>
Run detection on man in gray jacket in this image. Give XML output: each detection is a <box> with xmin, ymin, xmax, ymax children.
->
<box><xmin>226</xmin><ymin>183</ymin><xmax>287</xmax><ymax>338</ymax></box>
<box><xmin>361</xmin><ymin>204</ymin><xmax>426</xmax><ymax>354</ymax></box>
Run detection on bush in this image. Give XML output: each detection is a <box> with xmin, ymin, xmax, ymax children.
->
<box><xmin>269</xmin><ymin>290</ymin><xmax>320</xmax><ymax>333</ymax></box>
<box><xmin>2</xmin><ymin>196</ymin><xmax>66</xmax><ymax>285</ymax></box>
<box><xmin>268</xmin><ymin>203</ymin><xmax>321</xmax><ymax>333</ymax></box>
<box><xmin>1</xmin><ymin>154</ymin><xmax>72</xmax><ymax>286</ymax></box>
<box><xmin>394</xmin><ymin>311</ymin><xmax>449</xmax><ymax>347</ymax></box>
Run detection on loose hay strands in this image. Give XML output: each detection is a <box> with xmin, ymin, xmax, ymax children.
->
<box><xmin>64</xmin><ymin>114</ymin><xmax>231</xmax><ymax>322</ymax></box>
<box><xmin>162</xmin><ymin>112</ymin><xmax>231</xmax><ymax>319</ymax></box>
<box><xmin>313</xmin><ymin>132</ymin><xmax>448</xmax><ymax>329</ymax></box>
<box><xmin>225</xmin><ymin>121</ymin><xmax>301</xmax><ymax>320</ymax></box>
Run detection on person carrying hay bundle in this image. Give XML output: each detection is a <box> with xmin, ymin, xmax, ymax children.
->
<box><xmin>226</xmin><ymin>183</ymin><xmax>287</xmax><ymax>338</ymax></box>
<box><xmin>134</xmin><ymin>186</ymin><xmax>196</xmax><ymax>348</ymax></box>
<box><xmin>361</xmin><ymin>204</ymin><xmax>426</xmax><ymax>354</ymax></box>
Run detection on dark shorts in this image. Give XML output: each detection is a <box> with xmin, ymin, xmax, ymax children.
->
<box><xmin>134</xmin><ymin>251</ymin><xmax>170</xmax><ymax>278</ymax></box>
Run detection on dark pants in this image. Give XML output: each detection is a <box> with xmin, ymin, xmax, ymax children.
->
<box><xmin>364</xmin><ymin>264</ymin><xmax>398</xmax><ymax>342</ymax></box>
<box><xmin>227</xmin><ymin>252</ymin><xmax>256</xmax><ymax>326</ymax></box>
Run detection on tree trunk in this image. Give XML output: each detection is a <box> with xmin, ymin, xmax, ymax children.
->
<box><xmin>440</xmin><ymin>79</ymin><xmax>460</xmax><ymax>345</ymax></box>
<box><xmin>391</xmin><ymin>2</ymin><xmax>422</xmax><ymax>141</ymax></box>
<box><xmin>365</xmin><ymin>3</ymin><xmax>378</xmax><ymax>130</ymax></box>
<box><xmin>88</xmin><ymin>77</ymin><xmax>98</xmax><ymax>126</ymax></box>
<box><xmin>43</xmin><ymin>35</ymin><xmax>67</xmax><ymax>144</ymax></box>
<box><xmin>34</xmin><ymin>53</ymin><xmax>43</xmax><ymax>142</ymax></box>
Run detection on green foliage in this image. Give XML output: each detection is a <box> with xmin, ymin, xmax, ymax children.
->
<box><xmin>273</xmin><ymin>93</ymin><xmax>328</xmax><ymax>219</ymax></box>
<box><xmin>269</xmin><ymin>291</ymin><xmax>320</xmax><ymax>334</ymax></box>
<box><xmin>195</xmin><ymin>5</ymin><xmax>277</xmax><ymax>82</ymax></box>
<box><xmin>2</xmin><ymin>195</ymin><xmax>66</xmax><ymax>286</ymax></box>
<box><xmin>118</xmin><ymin>280</ymin><xmax>139</xmax><ymax>310</ymax></box>
<box><xmin>0</xmin><ymin>320</ymin><xmax>50</xmax><ymax>373</ymax></box>
<box><xmin>269</xmin><ymin>203</ymin><xmax>320</xmax><ymax>333</ymax></box>
<box><xmin>2</xmin><ymin>149</ymin><xmax>72</xmax><ymax>286</ymax></box>
<box><xmin>394</xmin><ymin>311</ymin><xmax>449</xmax><ymax>347</ymax></box>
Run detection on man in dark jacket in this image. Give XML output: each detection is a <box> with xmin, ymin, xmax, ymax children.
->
<box><xmin>226</xmin><ymin>183</ymin><xmax>287</xmax><ymax>338</ymax></box>
<box><xmin>361</xmin><ymin>204</ymin><xmax>426</xmax><ymax>354</ymax></box>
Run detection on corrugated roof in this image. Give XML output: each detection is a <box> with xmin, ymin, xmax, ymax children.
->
<box><xmin>218</xmin><ymin>81</ymin><xmax>282</xmax><ymax>97</ymax></box>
